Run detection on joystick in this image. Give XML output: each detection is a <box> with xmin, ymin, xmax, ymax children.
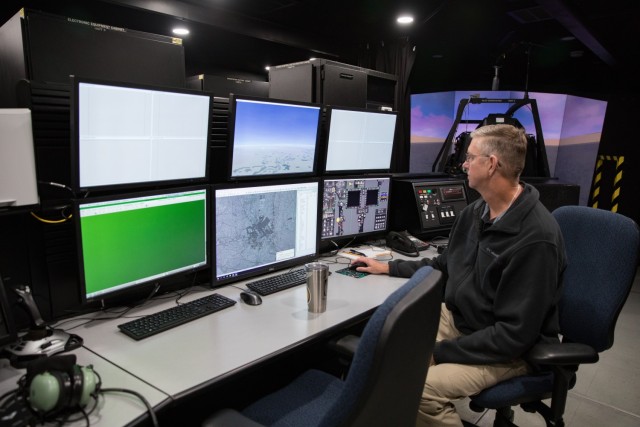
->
<box><xmin>2</xmin><ymin>285</ymin><xmax>82</xmax><ymax>368</ymax></box>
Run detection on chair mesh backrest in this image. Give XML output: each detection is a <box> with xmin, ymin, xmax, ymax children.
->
<box><xmin>318</xmin><ymin>266</ymin><xmax>443</xmax><ymax>427</ymax></box>
<box><xmin>553</xmin><ymin>206</ymin><xmax>639</xmax><ymax>352</ymax></box>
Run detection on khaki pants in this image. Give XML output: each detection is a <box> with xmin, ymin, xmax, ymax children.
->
<box><xmin>416</xmin><ymin>304</ymin><xmax>530</xmax><ymax>427</ymax></box>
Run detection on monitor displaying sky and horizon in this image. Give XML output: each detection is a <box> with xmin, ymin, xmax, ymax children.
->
<box><xmin>229</xmin><ymin>96</ymin><xmax>321</xmax><ymax>179</ymax></box>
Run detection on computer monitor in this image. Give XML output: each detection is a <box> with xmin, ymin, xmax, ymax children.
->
<box><xmin>213</xmin><ymin>179</ymin><xmax>319</xmax><ymax>285</ymax></box>
<box><xmin>323</xmin><ymin>107</ymin><xmax>397</xmax><ymax>174</ymax></box>
<box><xmin>320</xmin><ymin>176</ymin><xmax>391</xmax><ymax>243</ymax></box>
<box><xmin>228</xmin><ymin>95</ymin><xmax>321</xmax><ymax>179</ymax></box>
<box><xmin>74</xmin><ymin>186</ymin><xmax>209</xmax><ymax>303</ymax></box>
<box><xmin>71</xmin><ymin>77</ymin><xmax>212</xmax><ymax>191</ymax></box>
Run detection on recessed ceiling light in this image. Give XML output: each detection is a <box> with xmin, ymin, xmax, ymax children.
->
<box><xmin>397</xmin><ymin>15</ymin><xmax>414</xmax><ymax>25</ymax></box>
<box><xmin>265</xmin><ymin>66</ymin><xmax>271</xmax><ymax>71</ymax></box>
<box><xmin>172</xmin><ymin>28</ymin><xmax>189</xmax><ymax>36</ymax></box>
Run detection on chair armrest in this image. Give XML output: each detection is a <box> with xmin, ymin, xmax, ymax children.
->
<box><xmin>526</xmin><ymin>342</ymin><xmax>599</xmax><ymax>366</ymax></box>
<box><xmin>328</xmin><ymin>334</ymin><xmax>361</xmax><ymax>360</ymax></box>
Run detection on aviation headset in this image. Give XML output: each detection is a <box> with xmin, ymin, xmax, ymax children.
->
<box><xmin>21</xmin><ymin>354</ymin><xmax>100</xmax><ymax>416</ymax></box>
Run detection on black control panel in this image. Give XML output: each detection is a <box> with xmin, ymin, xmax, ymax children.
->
<box><xmin>390</xmin><ymin>178</ymin><xmax>468</xmax><ymax>237</ymax></box>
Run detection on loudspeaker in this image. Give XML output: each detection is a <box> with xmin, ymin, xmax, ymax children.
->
<box><xmin>23</xmin><ymin>354</ymin><xmax>99</xmax><ymax>415</ymax></box>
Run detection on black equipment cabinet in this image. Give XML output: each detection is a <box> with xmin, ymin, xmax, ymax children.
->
<box><xmin>187</xmin><ymin>74</ymin><xmax>269</xmax><ymax>98</ymax></box>
<box><xmin>268</xmin><ymin>59</ymin><xmax>397</xmax><ymax>111</ymax></box>
<box><xmin>465</xmin><ymin>178</ymin><xmax>580</xmax><ymax>213</ymax></box>
<box><xmin>0</xmin><ymin>9</ymin><xmax>186</xmax><ymax>107</ymax></box>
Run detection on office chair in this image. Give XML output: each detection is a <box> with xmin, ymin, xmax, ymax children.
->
<box><xmin>467</xmin><ymin>205</ymin><xmax>640</xmax><ymax>427</ymax></box>
<box><xmin>202</xmin><ymin>266</ymin><xmax>443</xmax><ymax>427</ymax></box>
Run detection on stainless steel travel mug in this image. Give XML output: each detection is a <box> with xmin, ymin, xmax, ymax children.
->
<box><xmin>305</xmin><ymin>262</ymin><xmax>328</xmax><ymax>313</ymax></box>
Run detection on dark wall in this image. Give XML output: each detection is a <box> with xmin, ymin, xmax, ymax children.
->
<box><xmin>591</xmin><ymin>94</ymin><xmax>640</xmax><ymax>226</ymax></box>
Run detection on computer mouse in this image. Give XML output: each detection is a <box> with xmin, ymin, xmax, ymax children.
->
<box><xmin>240</xmin><ymin>290</ymin><xmax>262</xmax><ymax>306</ymax></box>
<box><xmin>348</xmin><ymin>261</ymin><xmax>368</xmax><ymax>271</ymax></box>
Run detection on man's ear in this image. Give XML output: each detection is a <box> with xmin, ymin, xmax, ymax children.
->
<box><xmin>488</xmin><ymin>155</ymin><xmax>500</xmax><ymax>175</ymax></box>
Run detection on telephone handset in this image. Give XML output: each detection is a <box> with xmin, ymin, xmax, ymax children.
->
<box><xmin>386</xmin><ymin>231</ymin><xmax>429</xmax><ymax>257</ymax></box>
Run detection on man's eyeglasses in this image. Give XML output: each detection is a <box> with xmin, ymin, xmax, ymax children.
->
<box><xmin>464</xmin><ymin>152</ymin><xmax>490</xmax><ymax>163</ymax></box>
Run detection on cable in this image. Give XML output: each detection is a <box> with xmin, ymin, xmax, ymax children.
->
<box><xmin>37</xmin><ymin>180</ymin><xmax>76</xmax><ymax>196</ymax></box>
<box><xmin>100</xmin><ymin>388</ymin><xmax>159</xmax><ymax>427</ymax></box>
<box><xmin>30</xmin><ymin>181</ymin><xmax>79</xmax><ymax>223</ymax></box>
<box><xmin>30</xmin><ymin>210</ymin><xmax>73</xmax><ymax>224</ymax></box>
<box><xmin>0</xmin><ymin>388</ymin><xmax>18</xmax><ymax>408</ymax></box>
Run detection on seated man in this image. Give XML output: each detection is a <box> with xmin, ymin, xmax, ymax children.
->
<box><xmin>354</xmin><ymin>124</ymin><xmax>567</xmax><ymax>427</ymax></box>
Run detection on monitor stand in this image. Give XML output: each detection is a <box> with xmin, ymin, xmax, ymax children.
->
<box><xmin>1</xmin><ymin>286</ymin><xmax>82</xmax><ymax>368</ymax></box>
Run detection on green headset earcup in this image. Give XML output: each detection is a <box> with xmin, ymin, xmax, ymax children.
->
<box><xmin>28</xmin><ymin>364</ymin><xmax>99</xmax><ymax>413</ymax></box>
<box><xmin>29</xmin><ymin>371</ymin><xmax>62</xmax><ymax>413</ymax></box>
<box><xmin>79</xmin><ymin>366</ymin><xmax>99</xmax><ymax>406</ymax></box>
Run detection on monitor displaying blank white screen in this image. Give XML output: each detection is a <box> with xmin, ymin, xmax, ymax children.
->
<box><xmin>324</xmin><ymin>108</ymin><xmax>397</xmax><ymax>172</ymax></box>
<box><xmin>76</xmin><ymin>81</ymin><xmax>210</xmax><ymax>190</ymax></box>
<box><xmin>230</xmin><ymin>98</ymin><xmax>321</xmax><ymax>178</ymax></box>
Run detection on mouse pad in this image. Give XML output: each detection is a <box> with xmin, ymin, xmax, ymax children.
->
<box><xmin>336</xmin><ymin>267</ymin><xmax>370</xmax><ymax>278</ymax></box>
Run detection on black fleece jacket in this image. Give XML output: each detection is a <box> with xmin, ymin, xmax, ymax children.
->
<box><xmin>389</xmin><ymin>183</ymin><xmax>566</xmax><ymax>365</ymax></box>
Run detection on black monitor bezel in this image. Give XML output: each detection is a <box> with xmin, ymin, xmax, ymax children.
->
<box><xmin>320</xmin><ymin>174</ymin><xmax>393</xmax><ymax>243</ymax></box>
<box><xmin>73</xmin><ymin>184</ymin><xmax>211</xmax><ymax>305</ymax></box>
<box><xmin>70</xmin><ymin>75</ymin><xmax>213</xmax><ymax>193</ymax></box>
<box><xmin>321</xmin><ymin>105</ymin><xmax>398</xmax><ymax>175</ymax></box>
<box><xmin>212</xmin><ymin>177</ymin><xmax>320</xmax><ymax>287</ymax></box>
<box><xmin>227</xmin><ymin>94</ymin><xmax>322</xmax><ymax>181</ymax></box>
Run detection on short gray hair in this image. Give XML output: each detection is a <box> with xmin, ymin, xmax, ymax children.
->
<box><xmin>470</xmin><ymin>124</ymin><xmax>527</xmax><ymax>179</ymax></box>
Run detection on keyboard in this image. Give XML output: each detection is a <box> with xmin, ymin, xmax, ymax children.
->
<box><xmin>118</xmin><ymin>293</ymin><xmax>236</xmax><ymax>340</ymax></box>
<box><xmin>246</xmin><ymin>268</ymin><xmax>307</xmax><ymax>296</ymax></box>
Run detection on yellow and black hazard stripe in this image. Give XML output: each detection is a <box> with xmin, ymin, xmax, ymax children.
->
<box><xmin>590</xmin><ymin>155</ymin><xmax>624</xmax><ymax>212</ymax></box>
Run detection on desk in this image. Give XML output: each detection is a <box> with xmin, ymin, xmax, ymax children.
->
<box><xmin>2</xmin><ymin>249</ymin><xmax>437</xmax><ymax>426</ymax></box>
<box><xmin>74</xmin><ymin>257</ymin><xmax>416</xmax><ymax>399</ymax></box>
<box><xmin>0</xmin><ymin>347</ymin><xmax>169</xmax><ymax>427</ymax></box>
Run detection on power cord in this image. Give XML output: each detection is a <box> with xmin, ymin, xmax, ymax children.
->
<box><xmin>100</xmin><ymin>388</ymin><xmax>159</xmax><ymax>427</ymax></box>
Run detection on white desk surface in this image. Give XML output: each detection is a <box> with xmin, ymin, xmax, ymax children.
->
<box><xmin>67</xmin><ymin>253</ymin><xmax>431</xmax><ymax>399</ymax></box>
<box><xmin>55</xmin><ymin>250</ymin><xmax>436</xmax><ymax>404</ymax></box>
<box><xmin>0</xmin><ymin>347</ymin><xmax>169</xmax><ymax>427</ymax></box>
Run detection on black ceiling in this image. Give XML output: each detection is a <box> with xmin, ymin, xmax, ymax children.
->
<box><xmin>2</xmin><ymin>0</ymin><xmax>638</xmax><ymax>98</ymax></box>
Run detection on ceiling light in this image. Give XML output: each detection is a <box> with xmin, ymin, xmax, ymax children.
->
<box><xmin>172</xmin><ymin>28</ymin><xmax>189</xmax><ymax>36</ymax></box>
<box><xmin>397</xmin><ymin>15</ymin><xmax>414</xmax><ymax>25</ymax></box>
<box><xmin>265</xmin><ymin>66</ymin><xmax>270</xmax><ymax>71</ymax></box>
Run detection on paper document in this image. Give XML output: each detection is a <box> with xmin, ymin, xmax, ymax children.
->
<box><xmin>338</xmin><ymin>246</ymin><xmax>392</xmax><ymax>260</ymax></box>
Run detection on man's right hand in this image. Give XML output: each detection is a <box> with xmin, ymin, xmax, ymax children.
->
<box><xmin>352</xmin><ymin>257</ymin><xmax>390</xmax><ymax>275</ymax></box>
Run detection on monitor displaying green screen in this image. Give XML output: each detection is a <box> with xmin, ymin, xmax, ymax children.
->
<box><xmin>76</xmin><ymin>187</ymin><xmax>208</xmax><ymax>302</ymax></box>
